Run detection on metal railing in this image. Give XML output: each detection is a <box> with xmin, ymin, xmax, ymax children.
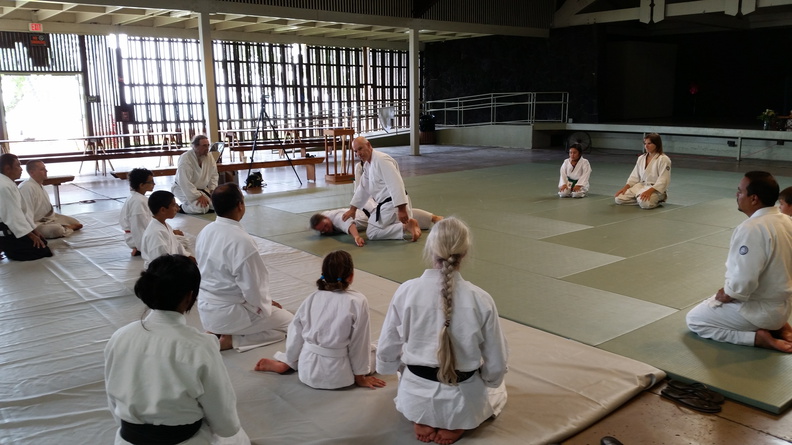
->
<box><xmin>425</xmin><ymin>92</ymin><xmax>568</xmax><ymax>127</ymax></box>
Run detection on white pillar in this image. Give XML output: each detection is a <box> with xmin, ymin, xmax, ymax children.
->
<box><xmin>409</xmin><ymin>28</ymin><xmax>420</xmax><ymax>156</ymax></box>
<box><xmin>198</xmin><ymin>11</ymin><xmax>219</xmax><ymax>143</ymax></box>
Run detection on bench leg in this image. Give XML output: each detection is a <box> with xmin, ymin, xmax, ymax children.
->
<box><xmin>306</xmin><ymin>164</ymin><xmax>316</xmax><ymax>182</ymax></box>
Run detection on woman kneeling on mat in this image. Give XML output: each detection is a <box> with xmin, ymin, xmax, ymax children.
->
<box><xmin>376</xmin><ymin>217</ymin><xmax>509</xmax><ymax>444</ymax></box>
<box><xmin>105</xmin><ymin>254</ymin><xmax>249</xmax><ymax>445</ymax></box>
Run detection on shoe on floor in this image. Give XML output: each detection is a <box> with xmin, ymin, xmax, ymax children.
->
<box><xmin>660</xmin><ymin>386</ymin><xmax>722</xmax><ymax>413</ymax></box>
<box><xmin>667</xmin><ymin>380</ymin><xmax>725</xmax><ymax>404</ymax></box>
<box><xmin>601</xmin><ymin>437</ymin><xmax>624</xmax><ymax>445</ymax></box>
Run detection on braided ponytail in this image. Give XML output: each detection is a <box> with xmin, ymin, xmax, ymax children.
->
<box><xmin>423</xmin><ymin>218</ymin><xmax>470</xmax><ymax>386</ymax></box>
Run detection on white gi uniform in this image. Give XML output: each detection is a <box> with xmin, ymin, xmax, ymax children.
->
<box><xmin>377</xmin><ymin>269</ymin><xmax>509</xmax><ymax>430</ymax></box>
<box><xmin>119</xmin><ymin>192</ymin><xmax>152</xmax><ymax>251</ymax></box>
<box><xmin>105</xmin><ymin>310</ymin><xmax>250</xmax><ymax>445</ymax></box>
<box><xmin>350</xmin><ymin>150</ymin><xmax>412</xmax><ymax>240</ymax></box>
<box><xmin>615</xmin><ymin>153</ymin><xmax>671</xmax><ymax>209</ymax></box>
<box><xmin>173</xmin><ymin>150</ymin><xmax>218</xmax><ymax>214</ymax></box>
<box><xmin>0</xmin><ymin>174</ymin><xmax>51</xmax><ymax>261</ymax></box>
<box><xmin>687</xmin><ymin>207</ymin><xmax>792</xmax><ymax>345</ymax></box>
<box><xmin>140</xmin><ymin>219</ymin><xmax>188</xmax><ymax>269</ymax></box>
<box><xmin>194</xmin><ymin>217</ymin><xmax>293</xmax><ymax>349</ymax></box>
<box><xmin>18</xmin><ymin>179</ymin><xmax>81</xmax><ymax>239</ymax></box>
<box><xmin>323</xmin><ymin>201</ymin><xmax>435</xmax><ymax>236</ymax></box>
<box><xmin>273</xmin><ymin>289</ymin><xmax>372</xmax><ymax>389</ymax></box>
<box><xmin>558</xmin><ymin>158</ymin><xmax>591</xmax><ymax>198</ymax></box>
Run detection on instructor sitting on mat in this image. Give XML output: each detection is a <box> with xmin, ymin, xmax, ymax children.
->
<box><xmin>686</xmin><ymin>171</ymin><xmax>792</xmax><ymax>352</ymax></box>
<box><xmin>172</xmin><ymin>135</ymin><xmax>218</xmax><ymax>214</ymax></box>
<box><xmin>342</xmin><ymin>137</ymin><xmax>421</xmax><ymax>242</ymax></box>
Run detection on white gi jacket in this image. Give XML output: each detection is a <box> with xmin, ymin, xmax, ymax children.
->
<box><xmin>119</xmin><ymin>192</ymin><xmax>152</xmax><ymax>250</ymax></box>
<box><xmin>105</xmin><ymin>310</ymin><xmax>249</xmax><ymax>445</ymax></box>
<box><xmin>141</xmin><ymin>219</ymin><xmax>187</xmax><ymax>269</ymax></box>
<box><xmin>377</xmin><ymin>269</ymin><xmax>509</xmax><ymax>429</ymax></box>
<box><xmin>350</xmin><ymin>150</ymin><xmax>411</xmax><ymax>239</ymax></box>
<box><xmin>194</xmin><ymin>217</ymin><xmax>272</xmax><ymax>334</ymax></box>
<box><xmin>173</xmin><ymin>150</ymin><xmax>218</xmax><ymax>206</ymax></box>
<box><xmin>17</xmin><ymin>179</ymin><xmax>53</xmax><ymax>221</ymax></box>
<box><xmin>626</xmin><ymin>153</ymin><xmax>671</xmax><ymax>193</ymax></box>
<box><xmin>558</xmin><ymin>158</ymin><xmax>592</xmax><ymax>189</ymax></box>
<box><xmin>322</xmin><ymin>199</ymin><xmax>377</xmax><ymax>234</ymax></box>
<box><xmin>275</xmin><ymin>289</ymin><xmax>372</xmax><ymax>389</ymax></box>
<box><xmin>724</xmin><ymin>206</ymin><xmax>792</xmax><ymax>328</ymax></box>
<box><xmin>0</xmin><ymin>174</ymin><xmax>36</xmax><ymax>238</ymax></box>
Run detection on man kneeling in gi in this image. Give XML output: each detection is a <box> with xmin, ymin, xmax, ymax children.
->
<box><xmin>686</xmin><ymin>171</ymin><xmax>792</xmax><ymax>352</ymax></box>
<box><xmin>194</xmin><ymin>183</ymin><xmax>293</xmax><ymax>351</ymax></box>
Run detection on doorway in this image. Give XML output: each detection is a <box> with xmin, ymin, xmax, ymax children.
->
<box><xmin>0</xmin><ymin>73</ymin><xmax>86</xmax><ymax>155</ymax></box>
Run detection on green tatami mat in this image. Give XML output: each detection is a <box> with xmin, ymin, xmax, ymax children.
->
<box><xmin>541</xmin><ymin>215</ymin><xmax>727</xmax><ymax>258</ymax></box>
<box><xmin>462</xmin><ymin>259</ymin><xmax>676</xmax><ymax>346</ymax></box>
<box><xmin>598</xmin><ymin>310</ymin><xmax>792</xmax><ymax>414</ymax></box>
<box><xmin>562</xmin><ymin>241</ymin><xmax>730</xmax><ymax>308</ymax></box>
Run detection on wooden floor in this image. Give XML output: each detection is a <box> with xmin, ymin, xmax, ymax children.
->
<box><xmin>43</xmin><ymin>144</ymin><xmax>792</xmax><ymax>445</ymax></box>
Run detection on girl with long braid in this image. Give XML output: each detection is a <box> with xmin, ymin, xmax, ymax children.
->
<box><xmin>377</xmin><ymin>217</ymin><xmax>508</xmax><ymax>444</ymax></box>
<box><xmin>254</xmin><ymin>250</ymin><xmax>386</xmax><ymax>390</ymax></box>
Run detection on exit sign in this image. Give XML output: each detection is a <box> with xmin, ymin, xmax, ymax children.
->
<box><xmin>29</xmin><ymin>23</ymin><xmax>43</xmax><ymax>32</ymax></box>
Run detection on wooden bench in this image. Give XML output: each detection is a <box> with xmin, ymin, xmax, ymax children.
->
<box><xmin>111</xmin><ymin>157</ymin><xmax>325</xmax><ymax>183</ymax></box>
<box><xmin>229</xmin><ymin>139</ymin><xmax>329</xmax><ymax>159</ymax></box>
<box><xmin>18</xmin><ymin>148</ymin><xmax>187</xmax><ymax>175</ymax></box>
<box><xmin>14</xmin><ymin>175</ymin><xmax>75</xmax><ymax>209</ymax></box>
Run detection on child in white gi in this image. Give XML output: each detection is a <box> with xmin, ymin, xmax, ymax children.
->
<box><xmin>140</xmin><ymin>190</ymin><xmax>194</xmax><ymax>269</ymax></box>
<box><xmin>253</xmin><ymin>250</ymin><xmax>386</xmax><ymax>390</ymax></box>
<box><xmin>558</xmin><ymin>143</ymin><xmax>591</xmax><ymax>198</ymax></box>
<box><xmin>119</xmin><ymin>168</ymin><xmax>155</xmax><ymax>257</ymax></box>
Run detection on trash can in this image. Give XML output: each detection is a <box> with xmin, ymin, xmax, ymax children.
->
<box><xmin>419</xmin><ymin>114</ymin><xmax>436</xmax><ymax>144</ymax></box>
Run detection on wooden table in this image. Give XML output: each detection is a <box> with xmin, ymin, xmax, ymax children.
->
<box><xmin>14</xmin><ymin>175</ymin><xmax>74</xmax><ymax>209</ymax></box>
<box><xmin>323</xmin><ymin>128</ymin><xmax>355</xmax><ymax>184</ymax></box>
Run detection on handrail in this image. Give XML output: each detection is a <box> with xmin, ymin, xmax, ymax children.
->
<box><xmin>425</xmin><ymin>92</ymin><xmax>568</xmax><ymax>127</ymax></box>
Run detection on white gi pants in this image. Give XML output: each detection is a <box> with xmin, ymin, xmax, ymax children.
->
<box><xmin>615</xmin><ymin>183</ymin><xmax>666</xmax><ymax>209</ymax></box>
<box><xmin>37</xmin><ymin>213</ymin><xmax>81</xmax><ymax>239</ymax></box>
<box><xmin>231</xmin><ymin>305</ymin><xmax>293</xmax><ymax>349</ymax></box>
<box><xmin>558</xmin><ymin>186</ymin><xmax>588</xmax><ymax>199</ymax></box>
<box><xmin>686</xmin><ymin>295</ymin><xmax>761</xmax><ymax>346</ymax></box>
<box><xmin>367</xmin><ymin>201</ymin><xmax>412</xmax><ymax>240</ymax></box>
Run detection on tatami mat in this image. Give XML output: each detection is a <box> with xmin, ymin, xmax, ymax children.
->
<box><xmin>249</xmin><ymin>162</ymin><xmax>792</xmax><ymax>413</ymax></box>
<box><xmin>0</xmin><ymin>210</ymin><xmax>664</xmax><ymax>444</ymax></box>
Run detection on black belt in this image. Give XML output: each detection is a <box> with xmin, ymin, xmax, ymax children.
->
<box><xmin>374</xmin><ymin>197</ymin><xmax>392</xmax><ymax>222</ymax></box>
<box><xmin>120</xmin><ymin>418</ymin><xmax>203</xmax><ymax>445</ymax></box>
<box><xmin>407</xmin><ymin>365</ymin><xmax>476</xmax><ymax>383</ymax></box>
<box><xmin>0</xmin><ymin>222</ymin><xmax>13</xmax><ymax>237</ymax></box>
<box><xmin>362</xmin><ymin>208</ymin><xmax>371</xmax><ymax>218</ymax></box>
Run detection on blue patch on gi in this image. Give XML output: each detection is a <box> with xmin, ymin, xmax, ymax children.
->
<box><xmin>739</xmin><ymin>245</ymin><xmax>749</xmax><ymax>255</ymax></box>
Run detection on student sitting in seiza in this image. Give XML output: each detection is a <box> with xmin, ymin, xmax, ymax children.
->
<box><xmin>104</xmin><ymin>254</ymin><xmax>250</xmax><ymax>445</ymax></box>
<box><xmin>253</xmin><ymin>250</ymin><xmax>386</xmax><ymax>390</ymax></box>
<box><xmin>140</xmin><ymin>190</ymin><xmax>194</xmax><ymax>269</ymax></box>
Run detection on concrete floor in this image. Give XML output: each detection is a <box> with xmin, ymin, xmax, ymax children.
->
<box><xmin>33</xmin><ymin>143</ymin><xmax>792</xmax><ymax>445</ymax></box>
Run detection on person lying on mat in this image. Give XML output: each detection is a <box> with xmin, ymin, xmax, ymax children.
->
<box><xmin>0</xmin><ymin>154</ymin><xmax>52</xmax><ymax>261</ymax></box>
<box><xmin>254</xmin><ymin>250</ymin><xmax>386</xmax><ymax>390</ymax></box>
<box><xmin>343</xmin><ymin>136</ymin><xmax>422</xmax><ymax>242</ymax></box>
<box><xmin>172</xmin><ymin>134</ymin><xmax>218</xmax><ymax>214</ymax></box>
<box><xmin>558</xmin><ymin>143</ymin><xmax>591</xmax><ymax>198</ymax></box>
<box><xmin>687</xmin><ymin>171</ymin><xmax>792</xmax><ymax>352</ymax></box>
<box><xmin>18</xmin><ymin>160</ymin><xmax>83</xmax><ymax>238</ymax></box>
<box><xmin>614</xmin><ymin>132</ymin><xmax>671</xmax><ymax>209</ymax></box>
<box><xmin>778</xmin><ymin>186</ymin><xmax>792</xmax><ymax>216</ymax></box>
<box><xmin>377</xmin><ymin>217</ymin><xmax>509</xmax><ymax>444</ymax></box>
<box><xmin>105</xmin><ymin>254</ymin><xmax>251</xmax><ymax>445</ymax></box>
<box><xmin>310</xmin><ymin>198</ymin><xmax>443</xmax><ymax>247</ymax></box>
<box><xmin>140</xmin><ymin>191</ymin><xmax>194</xmax><ymax>269</ymax></box>
<box><xmin>194</xmin><ymin>183</ymin><xmax>293</xmax><ymax>351</ymax></box>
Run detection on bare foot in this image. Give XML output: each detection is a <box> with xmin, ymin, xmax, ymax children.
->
<box><xmin>254</xmin><ymin>358</ymin><xmax>291</xmax><ymax>373</ymax></box>
<box><xmin>405</xmin><ymin>218</ymin><xmax>422</xmax><ymax>242</ymax></box>
<box><xmin>131</xmin><ymin>248</ymin><xmax>140</xmax><ymax>256</ymax></box>
<box><xmin>434</xmin><ymin>429</ymin><xmax>464</xmax><ymax>444</ymax></box>
<box><xmin>218</xmin><ymin>334</ymin><xmax>233</xmax><ymax>351</ymax></box>
<box><xmin>414</xmin><ymin>424</ymin><xmax>437</xmax><ymax>443</ymax></box>
<box><xmin>68</xmin><ymin>224</ymin><xmax>83</xmax><ymax>231</ymax></box>
<box><xmin>755</xmin><ymin>329</ymin><xmax>792</xmax><ymax>352</ymax></box>
<box><xmin>431</xmin><ymin>214</ymin><xmax>444</xmax><ymax>224</ymax></box>
<box><xmin>776</xmin><ymin>323</ymin><xmax>792</xmax><ymax>342</ymax></box>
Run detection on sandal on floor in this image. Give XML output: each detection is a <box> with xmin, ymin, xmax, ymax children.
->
<box><xmin>661</xmin><ymin>386</ymin><xmax>722</xmax><ymax>413</ymax></box>
<box><xmin>667</xmin><ymin>380</ymin><xmax>725</xmax><ymax>404</ymax></box>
